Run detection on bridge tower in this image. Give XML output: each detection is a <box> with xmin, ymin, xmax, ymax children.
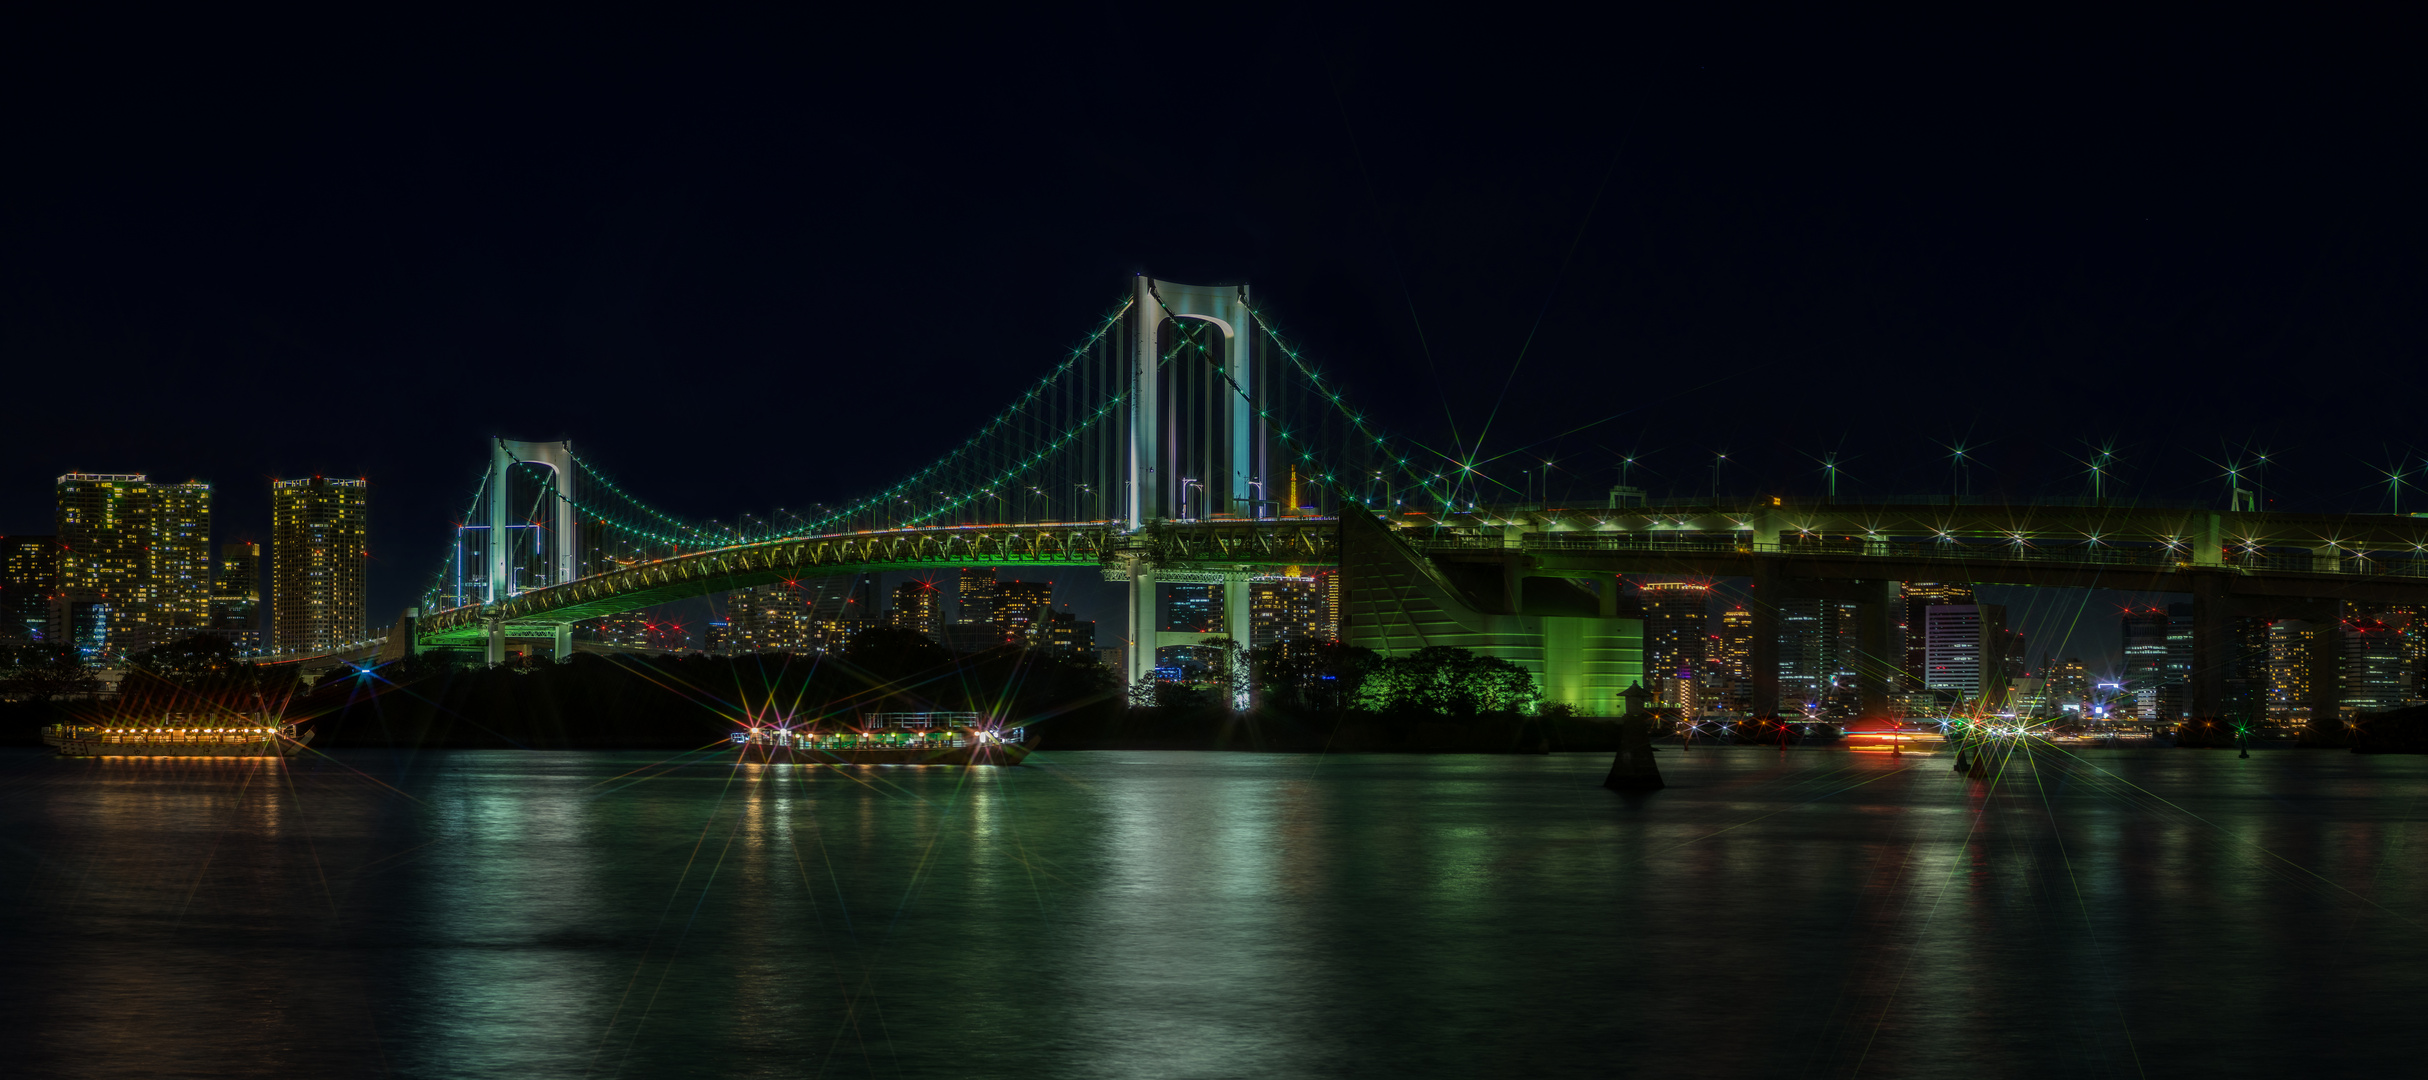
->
<box><xmin>482</xmin><ymin>438</ymin><xmax>578</xmax><ymax>665</ymax></box>
<box><xmin>1118</xmin><ymin>277</ymin><xmax>1266</xmax><ymax>693</ymax></box>
<box><xmin>1125</xmin><ymin>276</ymin><xmax>1259</xmax><ymax>529</ymax></box>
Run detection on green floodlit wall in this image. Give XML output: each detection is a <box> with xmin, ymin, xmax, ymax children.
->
<box><xmin>1339</xmin><ymin>507</ymin><xmax>1643</xmax><ymax>716</ymax></box>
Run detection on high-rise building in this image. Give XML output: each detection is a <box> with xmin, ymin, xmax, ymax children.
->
<box><xmin>2267</xmin><ymin>619</ymin><xmax>2317</xmax><ymax>725</ymax></box>
<box><xmin>1924</xmin><ymin>603</ymin><xmax>2009</xmax><ymax>703</ymax></box>
<box><xmin>957</xmin><ymin>568</ymin><xmax>997</xmax><ymax>625</ymax></box>
<box><xmin>269</xmin><ymin>477</ymin><xmax>368</xmax><ymax>654</ymax></box>
<box><xmin>1042</xmin><ymin>607</ymin><xmax>1096</xmax><ymax>654</ymax></box>
<box><xmin>151</xmin><ymin>480</ymin><xmax>212</xmax><ymax>634</ymax></box>
<box><xmin>56</xmin><ymin>473</ymin><xmax>214</xmax><ymax>656</ymax></box>
<box><xmin>1780</xmin><ymin>598</ymin><xmax>1864</xmax><ymax>717</ymax></box>
<box><xmin>1714</xmin><ymin>606</ymin><xmax>1754</xmax><ymax>714</ymax></box>
<box><xmin>995</xmin><ymin>580</ymin><xmax>1054</xmax><ymax>644</ymax></box>
<box><xmin>2164</xmin><ymin>602</ymin><xmax>2194</xmax><ymax>685</ymax></box>
<box><xmin>1636</xmin><ymin>581</ymin><xmax>1711</xmax><ymax>687</ymax></box>
<box><xmin>209</xmin><ymin>541</ymin><xmax>261</xmax><ymax>649</ymax></box>
<box><xmin>1780</xmin><ymin>599</ymin><xmax>1828</xmax><ymax>709</ymax></box>
<box><xmin>2047</xmin><ymin>657</ymin><xmax>2090</xmax><ymax>715</ymax></box>
<box><xmin>1166</xmin><ymin>583</ymin><xmax>1221</xmax><ymax>634</ymax></box>
<box><xmin>2121</xmin><ymin>606</ymin><xmax>2171</xmax><ymax>697</ymax></box>
<box><xmin>1320</xmin><ymin>570</ymin><xmax>1342</xmax><ymax>640</ymax></box>
<box><xmin>891</xmin><ymin>579</ymin><xmax>945</xmax><ymax>640</ymax></box>
<box><xmin>1249</xmin><ymin>576</ymin><xmax>1325</xmax><ymax>648</ymax></box>
<box><xmin>2342</xmin><ymin>605</ymin><xmax>2420</xmax><ymax>717</ymax></box>
<box><xmin>808</xmin><ymin>574</ymin><xmax>881</xmax><ymax>652</ymax></box>
<box><xmin>727</xmin><ymin>583</ymin><xmax>815</xmax><ymax>652</ymax></box>
<box><xmin>1716</xmin><ymin>607</ymin><xmax>1753</xmax><ymax>680</ymax></box>
<box><xmin>1901</xmin><ymin>582</ymin><xmax>1976</xmax><ymax>688</ymax></box>
<box><xmin>576</xmin><ymin>610</ymin><xmax>652</xmax><ymax>648</ymax></box>
<box><xmin>2221</xmin><ymin>617</ymin><xmax>2272</xmax><ymax>723</ymax></box>
<box><xmin>1</xmin><ymin>535</ymin><xmax>56</xmax><ymax>644</ymax></box>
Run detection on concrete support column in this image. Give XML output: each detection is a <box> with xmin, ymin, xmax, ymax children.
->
<box><xmin>1224</xmin><ymin>575</ymin><xmax>1250</xmax><ymax>647</ymax></box>
<box><xmin>2194</xmin><ymin>513</ymin><xmax>2226</xmax><ymax>567</ymax></box>
<box><xmin>554</xmin><ymin>623</ymin><xmax>574</xmax><ymax>663</ymax></box>
<box><xmin>1125</xmin><ymin>560</ymin><xmax>1159</xmax><ymax>686</ymax></box>
<box><xmin>1748</xmin><ymin>564</ymin><xmax>1780</xmax><ymax>717</ymax></box>
<box><xmin>1857</xmin><ymin>580</ymin><xmax>1896</xmax><ymax>721</ymax></box>
<box><xmin>1224</xmin><ymin>574</ymin><xmax>1251</xmax><ymax>712</ymax></box>
<box><xmin>485</xmin><ymin>615</ymin><xmax>504</xmax><ymax>667</ymax></box>
<box><xmin>2307</xmin><ymin>605</ymin><xmax>2342</xmax><ymax>738</ymax></box>
<box><xmin>2190</xmin><ymin>573</ymin><xmax>2230</xmax><ymax>719</ymax></box>
<box><xmin>1746</xmin><ymin>506</ymin><xmax>1782</xmax><ymax>550</ymax></box>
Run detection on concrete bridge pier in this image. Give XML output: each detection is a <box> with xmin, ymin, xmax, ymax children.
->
<box><xmin>1746</xmin><ymin>564</ymin><xmax>1781</xmax><ymax>717</ymax></box>
<box><xmin>2189</xmin><ymin>573</ymin><xmax>2232</xmax><ymax>721</ymax></box>
<box><xmin>485</xmin><ymin>614</ymin><xmax>505</xmax><ymax>667</ymax></box>
<box><xmin>1124</xmin><ymin>557</ymin><xmax>1158</xmax><ymax>686</ymax></box>
<box><xmin>1856</xmin><ymin>579</ymin><xmax>1898</xmax><ymax>720</ymax></box>
<box><xmin>2187</xmin><ymin>581</ymin><xmax>2342</xmax><ymax>735</ymax></box>
<box><xmin>2305</xmin><ymin>604</ymin><xmax>2341</xmax><ymax>739</ymax></box>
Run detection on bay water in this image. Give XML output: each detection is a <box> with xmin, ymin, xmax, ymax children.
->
<box><xmin>2</xmin><ymin>746</ymin><xmax>2422</xmax><ymax>1078</ymax></box>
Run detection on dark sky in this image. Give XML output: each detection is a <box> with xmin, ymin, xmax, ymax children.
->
<box><xmin>4</xmin><ymin>8</ymin><xmax>2422</xmax><ymax>667</ymax></box>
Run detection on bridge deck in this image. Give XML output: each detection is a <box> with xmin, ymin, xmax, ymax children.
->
<box><xmin>412</xmin><ymin>503</ymin><xmax>2428</xmax><ymax>645</ymax></box>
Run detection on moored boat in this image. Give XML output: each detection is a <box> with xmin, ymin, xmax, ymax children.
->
<box><xmin>44</xmin><ymin>714</ymin><xmax>312</xmax><ymax>758</ymax></box>
<box><xmin>731</xmin><ymin>711</ymin><xmax>1034</xmax><ymax>765</ymax></box>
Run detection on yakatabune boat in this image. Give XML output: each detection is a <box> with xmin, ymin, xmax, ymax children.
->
<box><xmin>731</xmin><ymin>711</ymin><xmax>1033</xmax><ymax>765</ymax></box>
<box><xmin>44</xmin><ymin>715</ymin><xmax>311</xmax><ymax>757</ymax></box>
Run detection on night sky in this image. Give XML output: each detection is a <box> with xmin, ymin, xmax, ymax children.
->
<box><xmin>5</xmin><ymin>9</ymin><xmax>2421</xmax><ymax>669</ymax></box>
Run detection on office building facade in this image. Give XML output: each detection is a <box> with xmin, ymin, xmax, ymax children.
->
<box><xmin>891</xmin><ymin>580</ymin><xmax>945</xmax><ymax>640</ymax></box>
<box><xmin>1165</xmin><ymin>583</ymin><xmax>1221</xmax><ymax>633</ymax></box>
<box><xmin>209</xmin><ymin>540</ymin><xmax>261</xmax><ymax>649</ymax></box>
<box><xmin>2</xmin><ymin>535</ymin><xmax>56</xmax><ymax>644</ymax></box>
<box><xmin>727</xmin><ymin>583</ymin><xmax>816</xmax><ymax>652</ymax></box>
<box><xmin>269</xmin><ymin>477</ymin><xmax>368</xmax><ymax>654</ymax></box>
<box><xmin>56</xmin><ymin>473</ymin><xmax>214</xmax><ymax>657</ymax></box>
<box><xmin>1901</xmin><ymin>582</ymin><xmax>1976</xmax><ymax>689</ymax></box>
<box><xmin>1924</xmin><ymin>603</ymin><xmax>2010</xmax><ymax>703</ymax></box>
<box><xmin>1249</xmin><ymin>576</ymin><xmax>1325</xmax><ymax>649</ymax></box>
<box><xmin>1042</xmin><ymin>608</ymin><xmax>1096</xmax><ymax>654</ymax></box>
<box><xmin>995</xmin><ymin>580</ymin><xmax>1054</xmax><ymax>644</ymax></box>
<box><xmin>1636</xmin><ymin>581</ymin><xmax>1711</xmax><ymax>690</ymax></box>
<box><xmin>2342</xmin><ymin>605</ymin><xmax>2421</xmax><ymax>717</ymax></box>
<box><xmin>957</xmin><ymin>567</ymin><xmax>996</xmax><ymax>625</ymax></box>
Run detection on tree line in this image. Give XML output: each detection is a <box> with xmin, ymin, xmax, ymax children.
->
<box><xmin>3</xmin><ymin>629</ymin><xmax>1619</xmax><ymax>752</ymax></box>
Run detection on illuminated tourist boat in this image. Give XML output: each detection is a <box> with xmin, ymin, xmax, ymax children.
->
<box><xmin>731</xmin><ymin>711</ymin><xmax>1033</xmax><ymax>765</ymax></box>
<box><xmin>43</xmin><ymin>714</ymin><xmax>311</xmax><ymax>757</ymax></box>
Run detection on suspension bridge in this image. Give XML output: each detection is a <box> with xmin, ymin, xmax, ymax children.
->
<box><xmin>365</xmin><ymin>275</ymin><xmax>2428</xmax><ymax>723</ymax></box>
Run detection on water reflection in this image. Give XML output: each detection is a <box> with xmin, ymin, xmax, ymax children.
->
<box><xmin>3</xmin><ymin>748</ymin><xmax>2426</xmax><ymax>1078</ymax></box>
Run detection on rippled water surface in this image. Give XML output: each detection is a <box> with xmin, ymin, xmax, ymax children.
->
<box><xmin>2</xmin><ymin>746</ymin><xmax>2424</xmax><ymax>1078</ymax></box>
